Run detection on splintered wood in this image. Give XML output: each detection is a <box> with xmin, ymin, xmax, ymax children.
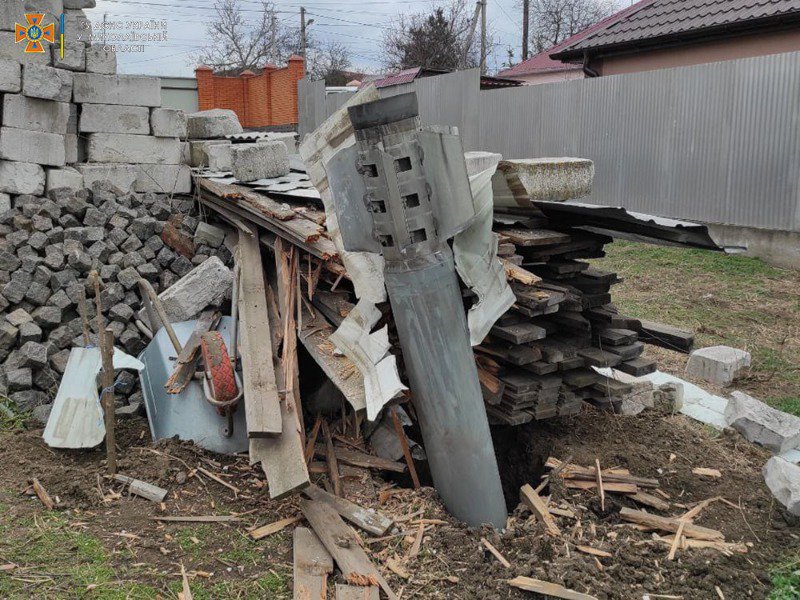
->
<box><xmin>508</xmin><ymin>576</ymin><xmax>598</xmax><ymax>600</ymax></box>
<box><xmin>520</xmin><ymin>484</ymin><xmax>561</xmax><ymax>537</ymax></box>
<box><xmin>293</xmin><ymin>526</ymin><xmax>333</xmax><ymax>600</ymax></box>
<box><xmin>300</xmin><ymin>498</ymin><xmax>397</xmax><ymax>600</ymax></box>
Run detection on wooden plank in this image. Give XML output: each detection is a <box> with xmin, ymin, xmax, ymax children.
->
<box><xmin>508</xmin><ymin>576</ymin><xmax>598</xmax><ymax>600</ymax></box>
<box><xmin>238</xmin><ymin>232</ymin><xmax>281</xmax><ymax>436</ymax></box>
<box><xmin>300</xmin><ymin>498</ymin><xmax>397</xmax><ymax>600</ymax></box>
<box><xmin>617</xmin><ymin>356</ymin><xmax>657</xmax><ymax>376</ymax></box>
<box><xmin>501</xmin><ymin>259</ymin><xmax>542</xmax><ymax>285</ymax></box>
<box><xmin>335</xmin><ymin>584</ymin><xmax>379</xmax><ymax>600</ymax></box>
<box><xmin>250</xmin><ymin>515</ymin><xmax>301</xmax><ymax>540</ymax></box>
<box><xmin>250</xmin><ymin>241</ymin><xmax>310</xmax><ymax>499</ymax></box>
<box><xmin>491</xmin><ymin>321</ymin><xmax>547</xmax><ymax>344</ymax></box>
<box><xmin>114</xmin><ymin>475</ymin><xmax>168</xmax><ymax>503</ymax></box>
<box><xmin>481</xmin><ymin>537</ymin><xmax>511</xmax><ymax>568</ymax></box>
<box><xmin>391</xmin><ymin>406</ymin><xmax>421</xmax><ymax>490</ymax></box>
<box><xmin>294</xmin><ymin>526</ymin><xmax>333</xmax><ymax>600</ymax></box>
<box><xmin>563</xmin><ymin>480</ymin><xmax>638</xmax><ymax>494</ymax></box>
<box><xmin>303</xmin><ymin>484</ymin><xmax>394</xmax><ymax>536</ymax></box>
<box><xmin>618</xmin><ymin>507</ymin><xmax>724</xmax><ymax>541</ymax></box>
<box><xmin>165</xmin><ymin>310</ymin><xmax>219</xmax><ymax>394</ymax></box>
<box><xmin>630</xmin><ymin>491</ymin><xmax>671</xmax><ymax>511</ymax></box>
<box><xmin>497</xmin><ymin>228</ymin><xmax>571</xmax><ymax>247</ymax></box>
<box><xmin>637</xmin><ymin>319</ymin><xmax>694</xmax><ymax>353</ymax></box>
<box><xmin>314</xmin><ymin>445</ymin><xmax>407</xmax><ymax>473</ymax></box>
<box><xmin>198</xmin><ymin>178</ymin><xmax>296</xmax><ymax>221</ymax></box>
<box><xmin>520</xmin><ymin>484</ymin><xmax>561</xmax><ymax>537</ymax></box>
<box><xmin>322</xmin><ymin>420</ymin><xmax>342</xmax><ymax>497</ymax></box>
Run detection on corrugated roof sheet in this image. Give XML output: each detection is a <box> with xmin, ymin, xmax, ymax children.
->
<box><xmin>555</xmin><ymin>0</ymin><xmax>800</xmax><ymax>58</ymax></box>
<box><xmin>372</xmin><ymin>67</ymin><xmax>423</xmax><ymax>88</ymax></box>
<box><xmin>498</xmin><ymin>0</ymin><xmax>654</xmax><ymax>77</ymax></box>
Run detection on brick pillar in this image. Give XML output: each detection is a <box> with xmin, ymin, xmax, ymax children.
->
<box><xmin>195</xmin><ymin>65</ymin><xmax>214</xmax><ymax>111</ymax></box>
<box><xmin>287</xmin><ymin>55</ymin><xmax>305</xmax><ymax>124</ymax></box>
<box><xmin>240</xmin><ymin>70</ymin><xmax>256</xmax><ymax>128</ymax></box>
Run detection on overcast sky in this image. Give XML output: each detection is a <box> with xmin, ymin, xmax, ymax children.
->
<box><xmin>85</xmin><ymin>0</ymin><xmax>625</xmax><ymax>78</ymax></box>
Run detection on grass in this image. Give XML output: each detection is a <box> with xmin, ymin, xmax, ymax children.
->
<box><xmin>598</xmin><ymin>241</ymin><xmax>800</xmax><ymax>414</ymax></box>
<box><xmin>0</xmin><ymin>396</ymin><xmax>27</xmax><ymax>432</ymax></box>
<box><xmin>770</xmin><ymin>555</ymin><xmax>800</xmax><ymax>600</ymax></box>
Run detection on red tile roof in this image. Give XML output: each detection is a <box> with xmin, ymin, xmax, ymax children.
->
<box><xmin>498</xmin><ymin>0</ymin><xmax>654</xmax><ymax>77</ymax></box>
<box><xmin>553</xmin><ymin>0</ymin><xmax>800</xmax><ymax>60</ymax></box>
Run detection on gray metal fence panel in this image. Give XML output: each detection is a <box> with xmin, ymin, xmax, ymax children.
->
<box><xmin>298</xmin><ymin>52</ymin><xmax>800</xmax><ymax>232</ymax></box>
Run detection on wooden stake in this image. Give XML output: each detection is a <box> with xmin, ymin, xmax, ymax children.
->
<box><xmin>31</xmin><ymin>478</ymin><xmax>54</xmax><ymax>510</ymax></box>
<box><xmin>322</xmin><ymin>420</ymin><xmax>342</xmax><ymax>497</ymax></box>
<box><xmin>99</xmin><ymin>328</ymin><xmax>117</xmax><ymax>475</ymax></box>
<box><xmin>139</xmin><ymin>279</ymin><xmax>182</xmax><ymax>354</ymax></box>
<box><xmin>595</xmin><ymin>458</ymin><xmax>605</xmax><ymax>512</ymax></box>
<box><xmin>391</xmin><ymin>406</ymin><xmax>421</xmax><ymax>490</ymax></box>
<box><xmin>77</xmin><ymin>287</ymin><xmax>91</xmax><ymax>346</ymax></box>
<box><xmin>305</xmin><ymin>414</ymin><xmax>322</xmax><ymax>465</ymax></box>
<box><xmin>668</xmin><ymin>520</ymin><xmax>685</xmax><ymax>560</ymax></box>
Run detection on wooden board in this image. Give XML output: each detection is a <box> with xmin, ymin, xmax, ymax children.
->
<box><xmin>497</xmin><ymin>228</ymin><xmax>571</xmax><ymax>247</ymax></box>
<box><xmin>491</xmin><ymin>321</ymin><xmax>547</xmax><ymax>344</ymax></box>
<box><xmin>618</xmin><ymin>507</ymin><xmax>724</xmax><ymax>541</ymax></box>
<box><xmin>508</xmin><ymin>576</ymin><xmax>598</xmax><ymax>599</ymax></box>
<box><xmin>294</xmin><ymin>526</ymin><xmax>333</xmax><ymax>600</ymax></box>
<box><xmin>303</xmin><ymin>484</ymin><xmax>394</xmax><ymax>536</ymax></box>
<box><xmin>335</xmin><ymin>585</ymin><xmax>379</xmax><ymax>600</ymax></box>
<box><xmin>637</xmin><ymin>319</ymin><xmax>694</xmax><ymax>353</ymax></box>
<box><xmin>165</xmin><ymin>310</ymin><xmax>218</xmax><ymax>394</ymax></box>
<box><xmin>314</xmin><ymin>445</ymin><xmax>407</xmax><ymax>473</ymax></box>
<box><xmin>238</xmin><ymin>233</ymin><xmax>281</xmax><ymax>436</ymax></box>
<box><xmin>520</xmin><ymin>484</ymin><xmax>561</xmax><ymax>536</ymax></box>
<box><xmin>300</xmin><ymin>498</ymin><xmax>397</xmax><ymax>600</ymax></box>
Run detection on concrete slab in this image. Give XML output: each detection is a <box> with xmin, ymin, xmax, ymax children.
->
<box><xmin>64</xmin><ymin>132</ymin><xmax>79</xmax><ymax>163</ymax></box>
<box><xmin>187</xmin><ymin>109</ymin><xmax>242</xmax><ymax>139</ymax></box>
<box><xmin>231</xmin><ymin>141</ymin><xmax>289</xmax><ymax>181</ymax></box>
<box><xmin>641</xmin><ymin>370</ymin><xmax>729</xmax><ymax>429</ymax></box>
<box><xmin>2</xmin><ymin>94</ymin><xmax>70</xmax><ymax>133</ymax></box>
<box><xmin>686</xmin><ymin>345</ymin><xmax>751</xmax><ymax>387</ymax></box>
<box><xmin>0</xmin><ymin>1</ymin><xmax>24</xmax><ymax>32</ymax></box>
<box><xmin>79</xmin><ymin>103</ymin><xmax>150</xmax><ymax>135</ymax></box>
<box><xmin>84</xmin><ymin>46</ymin><xmax>116</xmax><ymax>74</ymax></box>
<box><xmin>46</xmin><ymin>166</ymin><xmax>84</xmax><ymax>193</ymax></box>
<box><xmin>77</xmin><ymin>163</ymin><xmax>137</xmax><ymax>192</ymax></box>
<box><xmin>189</xmin><ymin>139</ymin><xmax>231</xmax><ymax>167</ymax></box>
<box><xmin>73</xmin><ymin>73</ymin><xmax>160</xmax><ymax>107</ymax></box>
<box><xmin>0</xmin><ymin>127</ymin><xmax>65</xmax><ymax>167</ymax></box>
<box><xmin>0</xmin><ymin>59</ymin><xmax>21</xmax><ymax>92</ymax></box>
<box><xmin>725</xmin><ymin>391</ymin><xmax>800</xmax><ymax>453</ymax></box>
<box><xmin>51</xmin><ymin>41</ymin><xmax>85</xmax><ymax>71</ymax></box>
<box><xmin>87</xmin><ymin>133</ymin><xmax>181</xmax><ymax>164</ymax></box>
<box><xmin>494</xmin><ymin>157</ymin><xmax>594</xmax><ymax>207</ymax></box>
<box><xmin>0</xmin><ymin>160</ymin><xmax>45</xmax><ymax>195</ymax></box>
<box><xmin>150</xmin><ymin>108</ymin><xmax>187</xmax><ymax>138</ymax></box>
<box><xmin>206</xmin><ymin>143</ymin><xmax>232</xmax><ymax>171</ymax></box>
<box><xmin>764</xmin><ymin>456</ymin><xmax>800</xmax><ymax>516</ymax></box>
<box><xmin>0</xmin><ymin>32</ymin><xmax>51</xmax><ymax>64</ymax></box>
<box><xmin>22</xmin><ymin>63</ymin><xmax>73</xmax><ymax>101</ymax></box>
<box><xmin>134</xmin><ymin>164</ymin><xmax>191</xmax><ymax>194</ymax></box>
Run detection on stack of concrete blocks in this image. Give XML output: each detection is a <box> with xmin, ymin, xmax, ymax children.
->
<box><xmin>0</xmin><ymin>0</ymin><xmax>192</xmax><ymax>201</ymax></box>
<box><xmin>187</xmin><ymin>109</ymin><xmax>242</xmax><ymax>171</ymax></box>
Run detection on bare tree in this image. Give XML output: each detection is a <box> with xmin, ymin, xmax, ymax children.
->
<box><xmin>308</xmin><ymin>42</ymin><xmax>353</xmax><ymax>86</ymax></box>
<box><xmin>382</xmin><ymin>0</ymin><xmax>488</xmax><ymax>72</ymax></box>
<box><xmin>526</xmin><ymin>0</ymin><xmax>617</xmax><ymax>53</ymax></box>
<box><xmin>197</xmin><ymin>0</ymin><xmax>298</xmax><ymax>73</ymax></box>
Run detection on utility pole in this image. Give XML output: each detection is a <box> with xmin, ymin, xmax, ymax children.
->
<box><xmin>522</xmin><ymin>0</ymin><xmax>529</xmax><ymax>60</ymax></box>
<box><xmin>463</xmin><ymin>1</ymin><xmax>481</xmax><ymax>69</ymax></box>
<box><xmin>480</xmin><ymin>0</ymin><xmax>487</xmax><ymax>74</ymax></box>
<box><xmin>270</xmin><ymin>13</ymin><xmax>277</xmax><ymax>61</ymax></box>
<box><xmin>300</xmin><ymin>7</ymin><xmax>307</xmax><ymax>59</ymax></box>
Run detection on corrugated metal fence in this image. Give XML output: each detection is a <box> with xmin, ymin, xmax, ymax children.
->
<box><xmin>298</xmin><ymin>52</ymin><xmax>800</xmax><ymax>232</ymax></box>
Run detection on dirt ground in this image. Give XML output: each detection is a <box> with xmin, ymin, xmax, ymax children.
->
<box><xmin>0</xmin><ymin>241</ymin><xmax>798</xmax><ymax>599</ymax></box>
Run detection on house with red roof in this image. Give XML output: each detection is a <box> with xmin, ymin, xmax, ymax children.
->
<box><xmin>500</xmin><ymin>0</ymin><xmax>800</xmax><ymax>84</ymax></box>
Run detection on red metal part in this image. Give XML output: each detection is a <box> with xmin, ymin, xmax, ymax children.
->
<box><xmin>200</xmin><ymin>331</ymin><xmax>238</xmax><ymax>404</ymax></box>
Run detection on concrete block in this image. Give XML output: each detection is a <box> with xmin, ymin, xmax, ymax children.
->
<box><xmin>232</xmin><ymin>141</ymin><xmax>289</xmax><ymax>181</ymax></box>
<box><xmin>0</xmin><ymin>161</ymin><xmax>45</xmax><ymax>195</ymax></box>
<box><xmin>3</xmin><ymin>94</ymin><xmax>70</xmax><ymax>133</ymax></box>
<box><xmin>84</xmin><ymin>45</ymin><xmax>116</xmax><ymax>74</ymax></box>
<box><xmin>187</xmin><ymin>109</ymin><xmax>242</xmax><ymax>139</ymax></box>
<box><xmin>139</xmin><ymin>256</ymin><xmax>233</xmax><ymax>326</ymax></box>
<box><xmin>189</xmin><ymin>139</ymin><xmax>230</xmax><ymax>167</ymax></box>
<box><xmin>24</xmin><ymin>0</ymin><xmax>63</xmax><ymax>14</ymax></box>
<box><xmin>0</xmin><ymin>1</ymin><xmax>24</xmax><ymax>32</ymax></box>
<box><xmin>64</xmin><ymin>133</ymin><xmax>79</xmax><ymax>163</ymax></box>
<box><xmin>180</xmin><ymin>141</ymin><xmax>190</xmax><ymax>164</ymax></box>
<box><xmin>0</xmin><ymin>127</ymin><xmax>65</xmax><ymax>166</ymax></box>
<box><xmin>686</xmin><ymin>345</ymin><xmax>751</xmax><ymax>387</ymax></box>
<box><xmin>80</xmin><ymin>103</ymin><xmax>151</xmax><ymax>135</ymax></box>
<box><xmin>73</xmin><ymin>73</ymin><xmax>160</xmax><ymax>107</ymax></box>
<box><xmin>87</xmin><ymin>133</ymin><xmax>181</xmax><ymax>164</ymax></box>
<box><xmin>46</xmin><ymin>167</ymin><xmax>83</xmax><ymax>193</ymax></box>
<box><xmin>207</xmin><ymin>143</ymin><xmax>232</xmax><ymax>171</ymax></box>
<box><xmin>262</xmin><ymin>131</ymin><xmax>297</xmax><ymax>154</ymax></box>
<box><xmin>0</xmin><ymin>31</ymin><xmax>51</xmax><ymax>65</ymax></box>
<box><xmin>0</xmin><ymin>59</ymin><xmax>21</xmax><ymax>92</ymax></box>
<box><xmin>495</xmin><ymin>158</ymin><xmax>594</xmax><ymax>204</ymax></box>
<box><xmin>77</xmin><ymin>163</ymin><xmax>137</xmax><ymax>192</ymax></box>
<box><xmin>62</xmin><ymin>9</ymin><xmax>91</xmax><ymax>45</ymax></box>
<box><xmin>724</xmin><ymin>391</ymin><xmax>800</xmax><ymax>453</ymax></box>
<box><xmin>51</xmin><ymin>40</ymin><xmax>85</xmax><ymax>71</ymax></box>
<box><xmin>22</xmin><ymin>63</ymin><xmax>73</xmax><ymax>101</ymax></box>
<box><xmin>151</xmin><ymin>108</ymin><xmax>187</xmax><ymax>138</ymax></box>
<box><xmin>134</xmin><ymin>164</ymin><xmax>191</xmax><ymax>194</ymax></box>
<box><xmin>64</xmin><ymin>0</ymin><xmax>96</xmax><ymax>8</ymax></box>
<box><xmin>0</xmin><ymin>193</ymin><xmax>9</xmax><ymax>213</ymax></box>
<box><xmin>194</xmin><ymin>221</ymin><xmax>225</xmax><ymax>248</ymax></box>
<box><xmin>764</xmin><ymin>457</ymin><xmax>800</xmax><ymax>516</ymax></box>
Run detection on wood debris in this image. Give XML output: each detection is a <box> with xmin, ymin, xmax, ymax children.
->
<box><xmin>249</xmin><ymin>516</ymin><xmax>302</xmax><ymax>540</ymax></box>
<box><xmin>114</xmin><ymin>475</ymin><xmax>168</xmax><ymax>503</ymax></box>
<box><xmin>508</xmin><ymin>576</ymin><xmax>599</xmax><ymax>599</ymax></box>
<box><xmin>520</xmin><ymin>484</ymin><xmax>561</xmax><ymax>537</ymax></box>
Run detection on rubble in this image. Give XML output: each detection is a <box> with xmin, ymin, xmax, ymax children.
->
<box><xmin>724</xmin><ymin>391</ymin><xmax>800</xmax><ymax>453</ymax></box>
<box><xmin>763</xmin><ymin>456</ymin><xmax>800</xmax><ymax>516</ymax></box>
<box><xmin>686</xmin><ymin>345</ymin><xmax>751</xmax><ymax>386</ymax></box>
